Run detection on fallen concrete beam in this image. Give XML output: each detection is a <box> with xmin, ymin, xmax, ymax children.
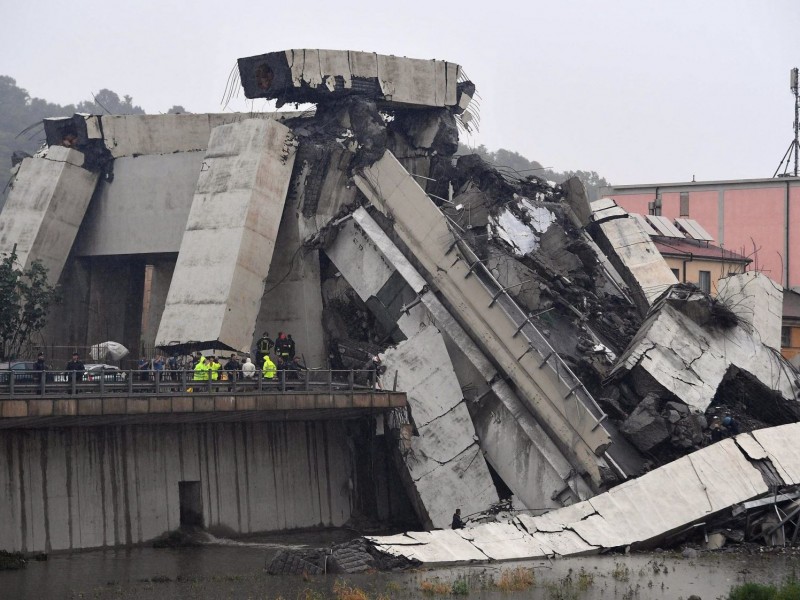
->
<box><xmin>238</xmin><ymin>49</ymin><xmax>470</xmax><ymax>111</ymax></box>
<box><xmin>156</xmin><ymin>118</ymin><xmax>297</xmax><ymax>351</ymax></box>
<box><xmin>325</xmin><ymin>208</ymin><xmax>599</xmax><ymax>508</ymax></box>
<box><xmin>354</xmin><ymin>151</ymin><xmax>612</xmax><ymax>488</ymax></box>
<box><xmin>0</xmin><ymin>146</ymin><xmax>99</xmax><ymax>282</ymax></box>
<box><xmin>368</xmin><ymin>422</ymin><xmax>800</xmax><ymax>563</ymax></box>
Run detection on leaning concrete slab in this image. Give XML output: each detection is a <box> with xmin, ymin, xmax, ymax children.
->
<box><xmin>717</xmin><ymin>271</ymin><xmax>783</xmax><ymax>350</ymax></box>
<box><xmin>0</xmin><ymin>146</ymin><xmax>99</xmax><ymax>282</ymax></box>
<box><xmin>354</xmin><ymin>151</ymin><xmax>612</xmax><ymax>488</ymax></box>
<box><xmin>156</xmin><ymin>118</ymin><xmax>297</xmax><ymax>351</ymax></box>
<box><xmin>368</xmin><ymin>422</ymin><xmax>800</xmax><ymax>564</ymax></box>
<box><xmin>589</xmin><ymin>199</ymin><xmax>677</xmax><ymax>314</ymax></box>
<box><xmin>609</xmin><ymin>286</ymin><xmax>800</xmax><ymax>414</ymax></box>
<box><xmin>238</xmin><ymin>49</ymin><xmax>467</xmax><ymax>110</ymax></box>
<box><xmin>326</xmin><ymin>208</ymin><xmax>599</xmax><ymax>507</ymax></box>
<box><xmin>378</xmin><ymin>326</ymin><xmax>499</xmax><ymax>529</ymax></box>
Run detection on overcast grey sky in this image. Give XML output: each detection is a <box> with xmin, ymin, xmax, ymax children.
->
<box><xmin>2</xmin><ymin>1</ymin><xmax>798</xmax><ymax>184</ymax></box>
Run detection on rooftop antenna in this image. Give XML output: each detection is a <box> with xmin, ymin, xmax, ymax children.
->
<box><xmin>774</xmin><ymin>67</ymin><xmax>799</xmax><ymax>178</ymax></box>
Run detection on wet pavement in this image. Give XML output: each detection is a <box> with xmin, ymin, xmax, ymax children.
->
<box><xmin>3</xmin><ymin>530</ymin><xmax>800</xmax><ymax>599</ymax></box>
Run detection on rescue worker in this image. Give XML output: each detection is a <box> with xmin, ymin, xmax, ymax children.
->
<box><xmin>262</xmin><ymin>354</ymin><xmax>277</xmax><ymax>381</ymax></box>
<box><xmin>209</xmin><ymin>356</ymin><xmax>221</xmax><ymax>382</ymax></box>
<box><xmin>287</xmin><ymin>334</ymin><xmax>296</xmax><ymax>360</ymax></box>
<box><xmin>274</xmin><ymin>332</ymin><xmax>291</xmax><ymax>363</ymax></box>
<box><xmin>193</xmin><ymin>354</ymin><xmax>210</xmax><ymax>383</ymax></box>
<box><xmin>452</xmin><ymin>509</ymin><xmax>465</xmax><ymax>530</ymax></box>
<box><xmin>256</xmin><ymin>332</ymin><xmax>274</xmax><ymax>368</ymax></box>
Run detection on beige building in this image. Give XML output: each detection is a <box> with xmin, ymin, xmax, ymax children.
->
<box><xmin>652</xmin><ymin>236</ymin><xmax>751</xmax><ymax>296</ymax></box>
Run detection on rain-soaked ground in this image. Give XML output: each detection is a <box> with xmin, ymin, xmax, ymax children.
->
<box><xmin>3</xmin><ymin>529</ymin><xmax>800</xmax><ymax>599</ymax></box>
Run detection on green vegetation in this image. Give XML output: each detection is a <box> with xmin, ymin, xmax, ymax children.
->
<box><xmin>728</xmin><ymin>579</ymin><xmax>800</xmax><ymax>599</ymax></box>
<box><xmin>0</xmin><ymin>246</ymin><xmax>60</xmax><ymax>360</ymax></box>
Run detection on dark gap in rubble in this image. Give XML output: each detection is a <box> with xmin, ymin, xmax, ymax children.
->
<box><xmin>319</xmin><ymin>252</ymin><xmax>390</xmax><ymax>377</ymax></box>
<box><xmin>345</xmin><ymin>418</ymin><xmax>420</xmax><ymax>533</ymax></box>
<box><xmin>483</xmin><ymin>461</ymin><xmax>514</xmax><ymax>502</ymax></box>
<box><xmin>747</xmin><ymin>457</ymin><xmax>785</xmax><ymax>489</ymax></box>
<box><xmin>710</xmin><ymin>365</ymin><xmax>800</xmax><ymax>427</ymax></box>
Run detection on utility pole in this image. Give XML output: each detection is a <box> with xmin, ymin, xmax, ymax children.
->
<box><xmin>774</xmin><ymin>67</ymin><xmax>799</xmax><ymax>178</ymax></box>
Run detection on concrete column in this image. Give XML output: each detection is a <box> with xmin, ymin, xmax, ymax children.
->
<box><xmin>0</xmin><ymin>146</ymin><xmax>99</xmax><ymax>283</ymax></box>
<box><xmin>156</xmin><ymin>119</ymin><xmax>297</xmax><ymax>352</ymax></box>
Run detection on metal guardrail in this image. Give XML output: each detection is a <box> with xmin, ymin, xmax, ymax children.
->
<box><xmin>0</xmin><ymin>369</ymin><xmax>384</xmax><ymax>400</ymax></box>
<box><xmin>448</xmin><ymin>232</ymin><xmax>609</xmax><ymax>431</ymax></box>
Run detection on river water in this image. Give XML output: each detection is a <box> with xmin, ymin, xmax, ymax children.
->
<box><xmin>3</xmin><ymin>530</ymin><xmax>800</xmax><ymax>599</ymax></box>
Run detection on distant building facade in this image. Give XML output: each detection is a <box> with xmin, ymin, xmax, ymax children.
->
<box><xmin>783</xmin><ymin>289</ymin><xmax>800</xmax><ymax>366</ymax></box>
<box><xmin>603</xmin><ymin>177</ymin><xmax>800</xmax><ymax>291</ymax></box>
<box><xmin>651</xmin><ymin>235</ymin><xmax>750</xmax><ymax>295</ymax></box>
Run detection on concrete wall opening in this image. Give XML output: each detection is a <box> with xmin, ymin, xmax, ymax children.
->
<box><xmin>179</xmin><ymin>481</ymin><xmax>203</xmax><ymax>527</ymax></box>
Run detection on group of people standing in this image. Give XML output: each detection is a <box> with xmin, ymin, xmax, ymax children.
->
<box><xmin>255</xmin><ymin>331</ymin><xmax>306</xmax><ymax>381</ymax></box>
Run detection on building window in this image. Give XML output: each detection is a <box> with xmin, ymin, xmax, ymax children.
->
<box><xmin>671</xmin><ymin>268</ymin><xmax>680</xmax><ymax>280</ymax></box>
<box><xmin>783</xmin><ymin>327</ymin><xmax>792</xmax><ymax>348</ymax></box>
<box><xmin>698</xmin><ymin>270</ymin><xmax>711</xmax><ymax>294</ymax></box>
<box><xmin>680</xmin><ymin>192</ymin><xmax>689</xmax><ymax>217</ymax></box>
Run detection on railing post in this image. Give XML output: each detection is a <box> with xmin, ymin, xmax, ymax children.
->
<box><xmin>207</xmin><ymin>371</ymin><xmax>212</xmax><ymax>394</ymax></box>
<box><xmin>127</xmin><ymin>369</ymin><xmax>133</xmax><ymax>394</ymax></box>
<box><xmin>9</xmin><ymin>370</ymin><xmax>14</xmax><ymax>397</ymax></box>
<box><xmin>181</xmin><ymin>369</ymin><xmax>187</xmax><ymax>392</ymax></box>
<box><xmin>40</xmin><ymin>371</ymin><xmax>46</xmax><ymax>396</ymax></box>
<box><xmin>100</xmin><ymin>368</ymin><xmax>105</xmax><ymax>396</ymax></box>
<box><xmin>257</xmin><ymin>371</ymin><xmax>262</xmax><ymax>392</ymax></box>
<box><xmin>348</xmin><ymin>369</ymin><xmax>354</xmax><ymax>391</ymax></box>
<box><xmin>155</xmin><ymin>370</ymin><xmax>160</xmax><ymax>395</ymax></box>
<box><xmin>328</xmin><ymin>369</ymin><xmax>333</xmax><ymax>393</ymax></box>
<box><xmin>70</xmin><ymin>370</ymin><xmax>76</xmax><ymax>396</ymax></box>
<box><xmin>280</xmin><ymin>369</ymin><xmax>285</xmax><ymax>392</ymax></box>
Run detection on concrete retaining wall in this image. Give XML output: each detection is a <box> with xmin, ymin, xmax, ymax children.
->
<box><xmin>0</xmin><ymin>421</ymin><xmax>352</xmax><ymax>553</ymax></box>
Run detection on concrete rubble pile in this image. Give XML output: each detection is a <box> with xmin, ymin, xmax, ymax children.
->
<box><xmin>1</xmin><ymin>48</ymin><xmax>799</xmax><ymax>557</ymax></box>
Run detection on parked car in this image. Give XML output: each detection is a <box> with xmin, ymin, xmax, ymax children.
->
<box><xmin>0</xmin><ymin>361</ymin><xmax>52</xmax><ymax>384</ymax></box>
<box><xmin>83</xmin><ymin>364</ymin><xmax>127</xmax><ymax>382</ymax></box>
<box><xmin>53</xmin><ymin>364</ymin><xmax>127</xmax><ymax>383</ymax></box>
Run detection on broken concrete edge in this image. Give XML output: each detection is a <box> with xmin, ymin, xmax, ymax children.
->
<box><xmin>237</xmin><ymin>49</ymin><xmax>474</xmax><ymax>113</ymax></box>
<box><xmin>363</xmin><ymin>422</ymin><xmax>800</xmax><ymax>565</ymax></box>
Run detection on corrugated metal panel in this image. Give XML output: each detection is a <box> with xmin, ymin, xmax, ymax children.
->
<box><xmin>646</xmin><ymin>215</ymin><xmax>684</xmax><ymax>238</ymax></box>
<box><xmin>676</xmin><ymin>218</ymin><xmax>714</xmax><ymax>241</ymax></box>
<box><xmin>630</xmin><ymin>213</ymin><xmax>659</xmax><ymax>235</ymax></box>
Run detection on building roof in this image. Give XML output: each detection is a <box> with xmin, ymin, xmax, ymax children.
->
<box><xmin>603</xmin><ymin>176</ymin><xmax>800</xmax><ymax>193</ymax></box>
<box><xmin>652</xmin><ymin>236</ymin><xmax>751</xmax><ymax>263</ymax></box>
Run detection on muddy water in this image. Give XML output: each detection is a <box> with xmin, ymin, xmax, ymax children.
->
<box><xmin>3</xmin><ymin>530</ymin><xmax>799</xmax><ymax>599</ymax></box>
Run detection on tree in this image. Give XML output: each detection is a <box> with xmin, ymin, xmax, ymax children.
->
<box><xmin>0</xmin><ymin>246</ymin><xmax>61</xmax><ymax>360</ymax></box>
<box><xmin>75</xmin><ymin>89</ymin><xmax>145</xmax><ymax>115</ymax></box>
<box><xmin>167</xmin><ymin>105</ymin><xmax>190</xmax><ymax>114</ymax></box>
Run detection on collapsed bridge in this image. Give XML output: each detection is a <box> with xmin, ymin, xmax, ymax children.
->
<box><xmin>0</xmin><ymin>48</ymin><xmax>798</xmax><ymax>552</ymax></box>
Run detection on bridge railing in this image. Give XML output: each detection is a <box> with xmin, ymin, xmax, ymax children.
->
<box><xmin>0</xmin><ymin>368</ymin><xmax>384</xmax><ymax>399</ymax></box>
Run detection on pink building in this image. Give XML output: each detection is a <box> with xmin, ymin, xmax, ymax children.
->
<box><xmin>603</xmin><ymin>177</ymin><xmax>800</xmax><ymax>291</ymax></box>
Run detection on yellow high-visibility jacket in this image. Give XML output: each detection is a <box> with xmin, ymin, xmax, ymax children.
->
<box><xmin>210</xmin><ymin>361</ymin><xmax>221</xmax><ymax>381</ymax></box>
<box><xmin>193</xmin><ymin>357</ymin><xmax>210</xmax><ymax>381</ymax></box>
<box><xmin>262</xmin><ymin>356</ymin><xmax>276</xmax><ymax>380</ymax></box>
